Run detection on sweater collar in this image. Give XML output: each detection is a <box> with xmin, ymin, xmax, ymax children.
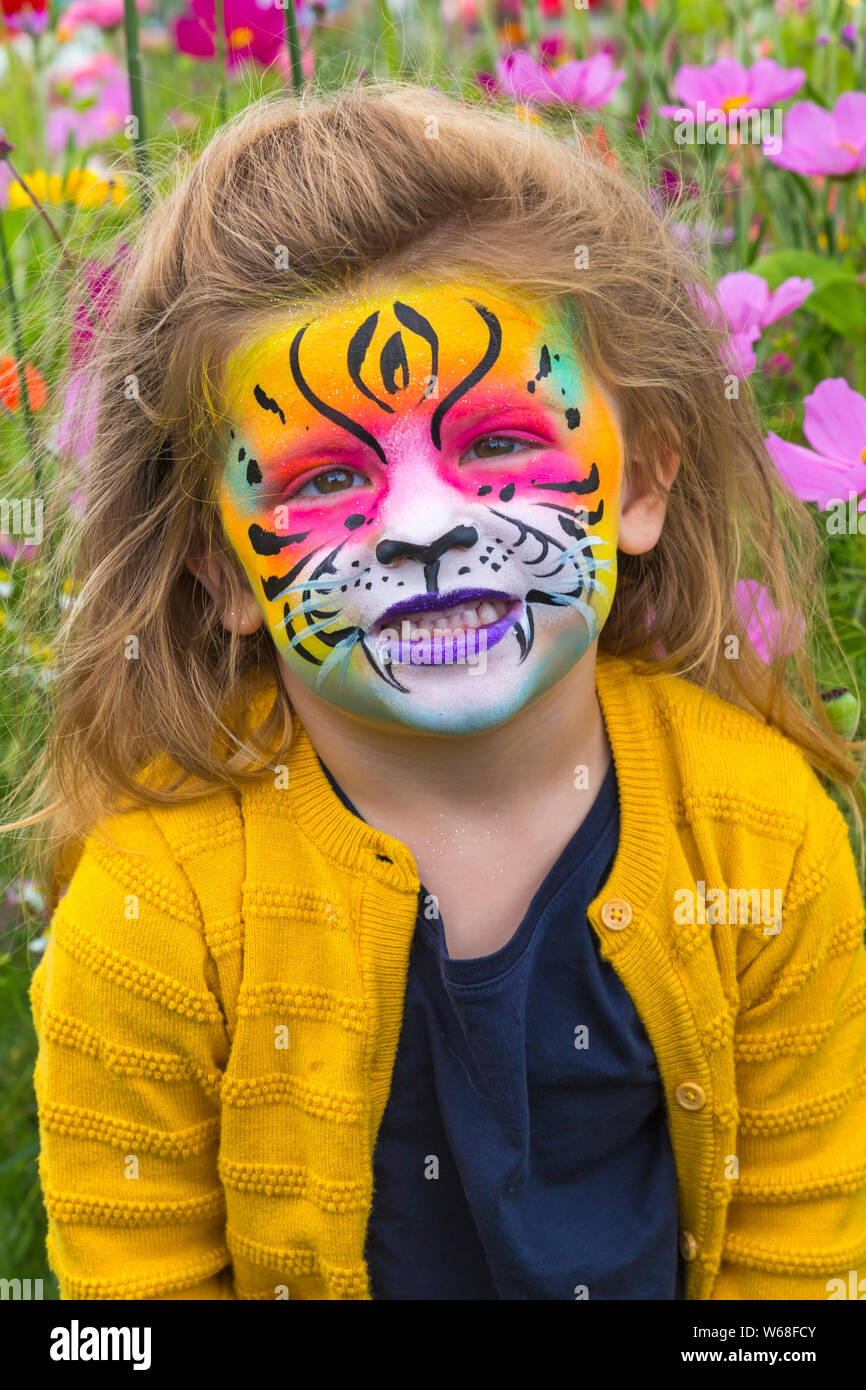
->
<box><xmin>247</xmin><ymin>648</ymin><xmax>671</xmax><ymax>911</ymax></box>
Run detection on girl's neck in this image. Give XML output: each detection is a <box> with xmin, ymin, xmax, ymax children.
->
<box><xmin>279</xmin><ymin>648</ymin><xmax>611</xmax><ymax>825</ymax></box>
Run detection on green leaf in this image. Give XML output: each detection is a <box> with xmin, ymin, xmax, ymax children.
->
<box><xmin>807</xmin><ymin>280</ymin><xmax>866</xmax><ymax>335</ymax></box>
<box><xmin>749</xmin><ymin>249</ymin><xmax>858</xmax><ymax>291</ymax></box>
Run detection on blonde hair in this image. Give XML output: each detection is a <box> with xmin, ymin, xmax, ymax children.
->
<box><xmin>11</xmin><ymin>77</ymin><xmax>865</xmax><ymax>898</ymax></box>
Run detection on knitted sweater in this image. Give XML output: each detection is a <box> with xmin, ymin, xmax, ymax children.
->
<box><xmin>30</xmin><ymin>651</ymin><xmax>866</xmax><ymax>1300</ymax></box>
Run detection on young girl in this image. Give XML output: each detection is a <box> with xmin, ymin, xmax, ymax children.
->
<box><xmin>26</xmin><ymin>81</ymin><xmax>866</xmax><ymax>1301</ymax></box>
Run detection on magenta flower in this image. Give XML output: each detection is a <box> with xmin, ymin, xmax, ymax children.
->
<box><xmin>763</xmin><ymin>91</ymin><xmax>866</xmax><ymax>175</ymax></box>
<box><xmin>173</xmin><ymin>0</ymin><xmax>287</xmax><ymax>68</ymax></box>
<box><xmin>659</xmin><ymin>58</ymin><xmax>805</xmax><ymax>120</ymax></box>
<box><xmin>737</xmin><ymin>580</ymin><xmax>804</xmax><ymax>664</ymax></box>
<box><xmin>51</xmin><ymin>254</ymin><xmax>126</xmax><ymax>467</ymax></box>
<box><xmin>694</xmin><ymin>272</ymin><xmax>813</xmax><ymax>377</ymax></box>
<box><xmin>495</xmin><ymin>50</ymin><xmax>626</xmax><ymax>108</ymax></box>
<box><xmin>0</xmin><ymin>537</ymin><xmax>37</xmax><ymax>563</ymax></box>
<box><xmin>762</xmin><ymin>350</ymin><xmax>794</xmax><ymax>377</ymax></box>
<box><xmin>765</xmin><ymin>378</ymin><xmax>866</xmax><ymax>510</ymax></box>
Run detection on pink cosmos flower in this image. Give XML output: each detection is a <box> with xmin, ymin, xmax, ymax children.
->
<box><xmin>0</xmin><ymin>537</ymin><xmax>38</xmax><ymax>562</ymax></box>
<box><xmin>47</xmin><ymin>55</ymin><xmax>131</xmax><ymax>154</ymax></box>
<box><xmin>763</xmin><ymin>91</ymin><xmax>866</xmax><ymax>175</ymax></box>
<box><xmin>57</xmin><ymin>0</ymin><xmax>151</xmax><ymax>34</ymax></box>
<box><xmin>173</xmin><ymin>0</ymin><xmax>287</xmax><ymax>68</ymax></box>
<box><xmin>736</xmin><ymin>580</ymin><xmax>804</xmax><ymax>664</ymax></box>
<box><xmin>658</xmin><ymin>58</ymin><xmax>805</xmax><ymax>120</ymax></box>
<box><xmin>765</xmin><ymin>378</ymin><xmax>866</xmax><ymax>511</ymax></box>
<box><xmin>695</xmin><ymin>272</ymin><xmax>813</xmax><ymax>377</ymax></box>
<box><xmin>494</xmin><ymin>50</ymin><xmax>626</xmax><ymax>108</ymax></box>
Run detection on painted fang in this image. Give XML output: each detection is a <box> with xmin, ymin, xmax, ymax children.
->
<box><xmin>217</xmin><ymin>278</ymin><xmax>625</xmax><ymax>732</ymax></box>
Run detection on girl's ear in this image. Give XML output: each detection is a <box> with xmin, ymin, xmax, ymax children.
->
<box><xmin>617</xmin><ymin>447</ymin><xmax>681</xmax><ymax>556</ymax></box>
<box><xmin>185</xmin><ymin>549</ymin><xmax>264</xmax><ymax>634</ymax></box>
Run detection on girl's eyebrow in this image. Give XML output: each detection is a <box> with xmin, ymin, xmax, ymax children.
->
<box><xmin>253</xmin><ymin>435</ymin><xmax>373</xmax><ymax>473</ymax></box>
<box><xmin>442</xmin><ymin>396</ymin><xmax>569</xmax><ymax>439</ymax></box>
<box><xmin>241</xmin><ymin>379</ymin><xmax>570</xmax><ymax>474</ymax></box>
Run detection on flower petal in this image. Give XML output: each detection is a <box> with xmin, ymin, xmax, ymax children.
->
<box><xmin>765</xmin><ymin>432</ymin><xmax>855</xmax><ymax>508</ymax></box>
<box><xmin>802</xmin><ymin>377</ymin><xmax>866</xmax><ymax>465</ymax></box>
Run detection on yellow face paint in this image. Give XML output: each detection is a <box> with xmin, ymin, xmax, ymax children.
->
<box><xmin>217</xmin><ymin>275</ymin><xmax>624</xmax><ymax>733</ymax></box>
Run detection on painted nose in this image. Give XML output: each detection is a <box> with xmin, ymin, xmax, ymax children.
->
<box><xmin>375</xmin><ymin>525</ymin><xmax>478</xmax><ymax>593</ymax></box>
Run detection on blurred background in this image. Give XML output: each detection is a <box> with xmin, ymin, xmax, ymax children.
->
<box><xmin>1</xmin><ymin>0</ymin><xmax>864</xmax><ymax>1296</ymax></box>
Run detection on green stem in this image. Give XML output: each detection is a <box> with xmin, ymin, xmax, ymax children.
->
<box><xmin>5</xmin><ymin>159</ymin><xmax>74</xmax><ymax>271</ymax></box>
<box><xmin>735</xmin><ymin>145</ymin><xmax>755</xmax><ymax>267</ymax></box>
<box><xmin>566</xmin><ymin>0</ymin><xmax>589</xmax><ymax>59</ymax></box>
<box><xmin>31</xmin><ymin>30</ymin><xmax>47</xmax><ymax>168</ymax></box>
<box><xmin>283</xmin><ymin>0</ymin><xmax>304</xmax><ymax>95</ymax></box>
<box><xmin>214</xmin><ymin>0</ymin><xmax>228</xmax><ymax>123</ymax></box>
<box><xmin>0</xmin><ymin>210</ymin><xmax>39</xmax><ymax>489</ymax></box>
<box><xmin>122</xmin><ymin>0</ymin><xmax>150</xmax><ymax>207</ymax></box>
<box><xmin>477</xmin><ymin>0</ymin><xmax>500</xmax><ymax>68</ymax></box>
<box><xmin>522</xmin><ymin>0</ymin><xmax>540</xmax><ymax>54</ymax></box>
<box><xmin>376</xmin><ymin>0</ymin><xmax>400</xmax><ymax>78</ymax></box>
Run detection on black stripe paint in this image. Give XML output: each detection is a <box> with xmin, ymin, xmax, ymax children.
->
<box><xmin>531</xmin><ymin>463</ymin><xmax>599</xmax><ymax>495</ymax></box>
<box><xmin>290</xmin><ymin>324</ymin><xmax>387</xmax><ymax>465</ymax></box>
<box><xmin>430</xmin><ymin>300</ymin><xmax>502</xmax><ymax>450</ymax></box>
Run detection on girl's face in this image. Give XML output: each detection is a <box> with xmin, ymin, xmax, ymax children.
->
<box><xmin>217</xmin><ymin>276</ymin><xmax>625</xmax><ymax>734</ymax></box>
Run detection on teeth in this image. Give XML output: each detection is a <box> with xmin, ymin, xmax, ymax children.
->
<box><xmin>390</xmin><ymin>597</ymin><xmax>512</xmax><ymax>639</ymax></box>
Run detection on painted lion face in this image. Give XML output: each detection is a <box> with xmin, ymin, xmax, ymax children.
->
<box><xmin>217</xmin><ymin>276</ymin><xmax>624</xmax><ymax>734</ymax></box>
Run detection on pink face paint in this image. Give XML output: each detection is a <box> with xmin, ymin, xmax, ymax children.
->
<box><xmin>217</xmin><ymin>277</ymin><xmax>624</xmax><ymax>733</ymax></box>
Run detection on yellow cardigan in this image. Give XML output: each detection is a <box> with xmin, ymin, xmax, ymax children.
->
<box><xmin>30</xmin><ymin>651</ymin><xmax>866</xmax><ymax>1300</ymax></box>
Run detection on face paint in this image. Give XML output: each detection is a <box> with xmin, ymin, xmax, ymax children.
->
<box><xmin>217</xmin><ymin>277</ymin><xmax>624</xmax><ymax>734</ymax></box>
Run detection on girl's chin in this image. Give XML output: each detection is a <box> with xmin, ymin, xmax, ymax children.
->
<box><xmin>285</xmin><ymin>641</ymin><xmax>593</xmax><ymax>735</ymax></box>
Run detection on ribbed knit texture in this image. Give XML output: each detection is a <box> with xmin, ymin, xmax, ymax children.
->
<box><xmin>30</xmin><ymin>651</ymin><xmax>866</xmax><ymax>1299</ymax></box>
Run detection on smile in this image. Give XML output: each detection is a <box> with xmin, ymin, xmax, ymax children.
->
<box><xmin>372</xmin><ymin>588</ymin><xmax>522</xmax><ymax>666</ymax></box>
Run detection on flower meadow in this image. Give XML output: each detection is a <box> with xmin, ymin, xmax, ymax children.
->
<box><xmin>1</xmin><ymin>0</ymin><xmax>865</xmax><ymax>1291</ymax></box>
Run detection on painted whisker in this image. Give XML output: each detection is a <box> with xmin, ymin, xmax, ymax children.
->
<box><xmin>284</xmin><ymin>612</ymin><xmax>341</xmax><ymax>647</ymax></box>
<box><xmin>315</xmin><ymin>632</ymin><xmax>362</xmax><ymax>691</ymax></box>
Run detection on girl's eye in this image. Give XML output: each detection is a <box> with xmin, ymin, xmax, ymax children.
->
<box><xmin>295</xmin><ymin>467</ymin><xmax>367</xmax><ymax>498</ymax></box>
<box><xmin>463</xmin><ymin>435</ymin><xmax>533</xmax><ymax>462</ymax></box>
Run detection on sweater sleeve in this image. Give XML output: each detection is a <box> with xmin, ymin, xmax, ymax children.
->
<box><xmin>29</xmin><ymin>806</ymin><xmax>236</xmax><ymax>1300</ymax></box>
<box><xmin>712</xmin><ymin>764</ymin><xmax>866</xmax><ymax>1299</ymax></box>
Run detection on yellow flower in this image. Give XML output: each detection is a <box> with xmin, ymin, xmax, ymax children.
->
<box><xmin>27</xmin><ymin>639</ymin><xmax>54</xmax><ymax>662</ymax></box>
<box><xmin>65</xmin><ymin>167</ymin><xmax>128</xmax><ymax>208</ymax></box>
<box><xmin>817</xmin><ymin>232</ymin><xmax>829</xmax><ymax>249</ymax></box>
<box><xmin>7</xmin><ymin>168</ymin><xmax>128</xmax><ymax>210</ymax></box>
<box><xmin>858</xmin><ymin>182</ymin><xmax>866</xmax><ymax>203</ymax></box>
<box><xmin>7</xmin><ymin>171</ymin><xmax>63</xmax><ymax>210</ymax></box>
<box><xmin>514</xmin><ymin>104</ymin><xmax>541</xmax><ymax>126</ymax></box>
<box><xmin>838</xmin><ymin>231</ymin><xmax>850</xmax><ymax>251</ymax></box>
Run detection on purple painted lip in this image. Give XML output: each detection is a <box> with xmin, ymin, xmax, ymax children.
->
<box><xmin>373</xmin><ymin>587</ymin><xmax>515</xmax><ymax>632</ymax></box>
<box><xmin>372</xmin><ymin>589</ymin><xmax>523</xmax><ymax>667</ymax></box>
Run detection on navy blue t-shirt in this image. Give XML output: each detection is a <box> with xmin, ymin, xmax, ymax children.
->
<box><xmin>317</xmin><ymin>754</ymin><xmax>683</xmax><ymax>1300</ymax></box>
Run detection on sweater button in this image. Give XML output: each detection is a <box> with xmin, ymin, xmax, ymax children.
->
<box><xmin>675</xmin><ymin>1081</ymin><xmax>707</xmax><ymax>1111</ymax></box>
<box><xmin>679</xmin><ymin>1230</ymin><xmax>698</xmax><ymax>1262</ymax></box>
<box><xmin>600</xmin><ymin>898</ymin><xmax>632</xmax><ymax>929</ymax></box>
